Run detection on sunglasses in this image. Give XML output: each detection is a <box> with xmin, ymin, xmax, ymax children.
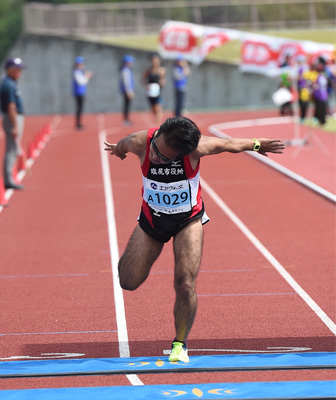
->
<box><xmin>151</xmin><ymin>134</ymin><xmax>174</xmax><ymax>163</ymax></box>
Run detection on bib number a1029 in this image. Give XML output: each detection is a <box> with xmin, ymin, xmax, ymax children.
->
<box><xmin>144</xmin><ymin>179</ymin><xmax>192</xmax><ymax>214</ymax></box>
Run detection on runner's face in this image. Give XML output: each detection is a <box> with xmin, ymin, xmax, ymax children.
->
<box><xmin>149</xmin><ymin>133</ymin><xmax>180</xmax><ymax>164</ymax></box>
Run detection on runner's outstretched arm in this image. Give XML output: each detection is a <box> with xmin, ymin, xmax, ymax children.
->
<box><xmin>192</xmin><ymin>136</ymin><xmax>285</xmax><ymax>159</ymax></box>
<box><xmin>104</xmin><ymin>130</ymin><xmax>147</xmax><ymax>160</ymax></box>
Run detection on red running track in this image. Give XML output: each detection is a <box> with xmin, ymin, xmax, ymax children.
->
<box><xmin>0</xmin><ymin>110</ymin><xmax>335</xmax><ymax>390</ymax></box>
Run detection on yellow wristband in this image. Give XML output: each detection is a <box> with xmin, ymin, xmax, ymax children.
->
<box><xmin>252</xmin><ymin>138</ymin><xmax>261</xmax><ymax>151</ymax></box>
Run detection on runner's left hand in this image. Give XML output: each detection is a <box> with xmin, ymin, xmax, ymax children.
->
<box><xmin>258</xmin><ymin>139</ymin><xmax>285</xmax><ymax>157</ymax></box>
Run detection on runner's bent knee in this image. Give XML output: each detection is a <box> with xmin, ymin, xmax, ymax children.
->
<box><xmin>118</xmin><ymin>251</ymin><xmax>154</xmax><ymax>290</ymax></box>
<box><xmin>118</xmin><ymin>256</ymin><xmax>141</xmax><ymax>291</ymax></box>
<box><xmin>118</xmin><ymin>225</ymin><xmax>163</xmax><ymax>291</ymax></box>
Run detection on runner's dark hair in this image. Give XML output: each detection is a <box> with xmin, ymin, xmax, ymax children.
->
<box><xmin>157</xmin><ymin>117</ymin><xmax>201</xmax><ymax>157</ymax></box>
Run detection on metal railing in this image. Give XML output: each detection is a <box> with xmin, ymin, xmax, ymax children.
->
<box><xmin>24</xmin><ymin>0</ymin><xmax>336</xmax><ymax>36</ymax></box>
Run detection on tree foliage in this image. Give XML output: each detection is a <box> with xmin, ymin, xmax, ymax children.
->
<box><xmin>0</xmin><ymin>0</ymin><xmax>24</xmax><ymax>64</ymax></box>
<box><xmin>25</xmin><ymin>0</ymin><xmax>168</xmax><ymax>3</ymax></box>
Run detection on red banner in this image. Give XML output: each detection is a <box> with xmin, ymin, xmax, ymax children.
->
<box><xmin>240</xmin><ymin>33</ymin><xmax>334</xmax><ymax>76</ymax></box>
<box><xmin>158</xmin><ymin>21</ymin><xmax>335</xmax><ymax>76</ymax></box>
<box><xmin>159</xmin><ymin>21</ymin><xmax>242</xmax><ymax>65</ymax></box>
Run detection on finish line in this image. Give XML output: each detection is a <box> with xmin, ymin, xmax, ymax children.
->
<box><xmin>0</xmin><ymin>352</ymin><xmax>335</xmax><ymax>379</ymax></box>
<box><xmin>1</xmin><ymin>381</ymin><xmax>335</xmax><ymax>399</ymax></box>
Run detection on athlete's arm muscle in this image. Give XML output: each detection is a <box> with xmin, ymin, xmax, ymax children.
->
<box><xmin>104</xmin><ymin>130</ymin><xmax>147</xmax><ymax>161</ymax></box>
<box><xmin>190</xmin><ymin>135</ymin><xmax>284</xmax><ymax>164</ymax></box>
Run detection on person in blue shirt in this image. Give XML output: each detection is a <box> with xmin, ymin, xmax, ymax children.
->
<box><xmin>119</xmin><ymin>55</ymin><xmax>135</xmax><ymax>126</ymax></box>
<box><xmin>72</xmin><ymin>56</ymin><xmax>92</xmax><ymax>130</ymax></box>
<box><xmin>0</xmin><ymin>57</ymin><xmax>26</xmax><ymax>191</ymax></box>
<box><xmin>173</xmin><ymin>55</ymin><xmax>190</xmax><ymax>117</ymax></box>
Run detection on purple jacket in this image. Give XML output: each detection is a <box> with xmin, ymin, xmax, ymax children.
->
<box><xmin>313</xmin><ymin>73</ymin><xmax>328</xmax><ymax>102</ymax></box>
<box><xmin>298</xmin><ymin>65</ymin><xmax>309</xmax><ymax>89</ymax></box>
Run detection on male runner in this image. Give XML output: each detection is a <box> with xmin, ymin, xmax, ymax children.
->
<box><xmin>104</xmin><ymin>116</ymin><xmax>285</xmax><ymax>362</ymax></box>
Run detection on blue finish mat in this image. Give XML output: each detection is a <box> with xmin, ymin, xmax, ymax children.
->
<box><xmin>1</xmin><ymin>380</ymin><xmax>335</xmax><ymax>399</ymax></box>
<box><xmin>0</xmin><ymin>352</ymin><xmax>335</xmax><ymax>378</ymax></box>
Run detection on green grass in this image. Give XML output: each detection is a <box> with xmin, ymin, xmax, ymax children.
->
<box><xmin>84</xmin><ymin>27</ymin><xmax>335</xmax><ymax>64</ymax></box>
<box><xmin>85</xmin><ymin>34</ymin><xmax>160</xmax><ymax>52</ymax></box>
<box><xmin>305</xmin><ymin>115</ymin><xmax>336</xmax><ymax>133</ymax></box>
<box><xmin>259</xmin><ymin>29</ymin><xmax>335</xmax><ymax>44</ymax></box>
<box><xmin>325</xmin><ymin>117</ymin><xmax>336</xmax><ymax>133</ymax></box>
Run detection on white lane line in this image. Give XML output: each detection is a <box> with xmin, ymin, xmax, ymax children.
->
<box><xmin>0</xmin><ymin>353</ymin><xmax>85</xmax><ymax>361</ymax></box>
<box><xmin>163</xmin><ymin>346</ymin><xmax>312</xmax><ymax>355</ymax></box>
<box><xmin>201</xmin><ymin>178</ymin><xmax>336</xmax><ymax>336</ymax></box>
<box><xmin>98</xmin><ymin>114</ymin><xmax>143</xmax><ymax>386</ymax></box>
<box><xmin>0</xmin><ymin>330</ymin><xmax>117</xmax><ymax>337</ymax></box>
<box><xmin>210</xmin><ymin>116</ymin><xmax>294</xmax><ymax>130</ymax></box>
<box><xmin>208</xmin><ymin>119</ymin><xmax>336</xmax><ymax>203</ymax></box>
<box><xmin>151</xmin><ymin>268</ymin><xmax>254</xmax><ymax>274</ymax></box>
<box><xmin>0</xmin><ymin>273</ymin><xmax>88</xmax><ymax>279</ymax></box>
<box><xmin>198</xmin><ymin>292</ymin><xmax>297</xmax><ymax>297</ymax></box>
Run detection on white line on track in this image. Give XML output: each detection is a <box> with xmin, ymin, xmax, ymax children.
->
<box><xmin>197</xmin><ymin>292</ymin><xmax>297</xmax><ymax>297</ymax></box>
<box><xmin>163</xmin><ymin>346</ymin><xmax>312</xmax><ymax>355</ymax></box>
<box><xmin>210</xmin><ymin>116</ymin><xmax>294</xmax><ymax>130</ymax></box>
<box><xmin>0</xmin><ymin>330</ymin><xmax>117</xmax><ymax>337</ymax></box>
<box><xmin>98</xmin><ymin>114</ymin><xmax>144</xmax><ymax>386</ymax></box>
<box><xmin>151</xmin><ymin>268</ymin><xmax>254</xmax><ymax>274</ymax></box>
<box><xmin>0</xmin><ymin>273</ymin><xmax>88</xmax><ymax>279</ymax></box>
<box><xmin>208</xmin><ymin>118</ymin><xmax>336</xmax><ymax>203</ymax></box>
<box><xmin>201</xmin><ymin>178</ymin><xmax>336</xmax><ymax>336</ymax></box>
<box><xmin>0</xmin><ymin>353</ymin><xmax>85</xmax><ymax>361</ymax></box>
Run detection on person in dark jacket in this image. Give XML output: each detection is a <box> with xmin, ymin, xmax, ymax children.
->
<box><xmin>312</xmin><ymin>59</ymin><xmax>329</xmax><ymax>125</ymax></box>
<box><xmin>119</xmin><ymin>55</ymin><xmax>135</xmax><ymax>126</ymax></box>
<box><xmin>0</xmin><ymin>57</ymin><xmax>26</xmax><ymax>190</ymax></box>
<box><xmin>173</xmin><ymin>55</ymin><xmax>190</xmax><ymax>117</ymax></box>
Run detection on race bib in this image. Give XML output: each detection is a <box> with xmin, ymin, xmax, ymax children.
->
<box><xmin>147</xmin><ymin>83</ymin><xmax>160</xmax><ymax>97</ymax></box>
<box><xmin>143</xmin><ymin>178</ymin><xmax>191</xmax><ymax>214</ymax></box>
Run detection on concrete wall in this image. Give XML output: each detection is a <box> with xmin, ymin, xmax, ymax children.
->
<box><xmin>3</xmin><ymin>34</ymin><xmax>278</xmax><ymax>115</ymax></box>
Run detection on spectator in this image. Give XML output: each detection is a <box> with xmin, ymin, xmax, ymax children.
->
<box><xmin>278</xmin><ymin>54</ymin><xmax>294</xmax><ymax>116</ymax></box>
<box><xmin>323</xmin><ymin>55</ymin><xmax>336</xmax><ymax>117</ymax></box>
<box><xmin>312</xmin><ymin>59</ymin><xmax>329</xmax><ymax>125</ymax></box>
<box><xmin>0</xmin><ymin>57</ymin><xmax>26</xmax><ymax>190</ymax></box>
<box><xmin>296</xmin><ymin>55</ymin><xmax>311</xmax><ymax>123</ymax></box>
<box><xmin>72</xmin><ymin>56</ymin><xmax>92</xmax><ymax>130</ymax></box>
<box><xmin>119</xmin><ymin>55</ymin><xmax>135</xmax><ymax>126</ymax></box>
<box><xmin>143</xmin><ymin>54</ymin><xmax>166</xmax><ymax>125</ymax></box>
<box><xmin>327</xmin><ymin>53</ymin><xmax>336</xmax><ymax>116</ymax></box>
<box><xmin>173</xmin><ymin>55</ymin><xmax>190</xmax><ymax>117</ymax></box>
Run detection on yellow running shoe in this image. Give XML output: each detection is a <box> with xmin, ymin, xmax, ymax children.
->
<box><xmin>168</xmin><ymin>341</ymin><xmax>189</xmax><ymax>363</ymax></box>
